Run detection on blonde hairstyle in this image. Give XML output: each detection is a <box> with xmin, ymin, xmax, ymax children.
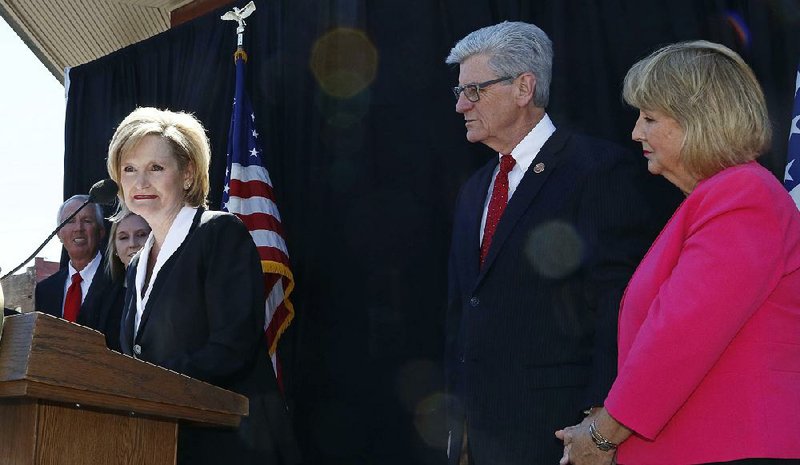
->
<box><xmin>106</xmin><ymin>107</ymin><xmax>210</xmax><ymax>209</ymax></box>
<box><xmin>105</xmin><ymin>217</ymin><xmax>125</xmax><ymax>282</ymax></box>
<box><xmin>623</xmin><ymin>40</ymin><xmax>771</xmax><ymax>180</ymax></box>
<box><xmin>104</xmin><ymin>212</ymin><xmax>151</xmax><ymax>281</ymax></box>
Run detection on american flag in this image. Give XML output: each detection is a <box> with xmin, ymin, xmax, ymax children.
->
<box><xmin>222</xmin><ymin>46</ymin><xmax>295</xmax><ymax>382</ymax></box>
<box><xmin>785</xmin><ymin>64</ymin><xmax>800</xmax><ymax>210</ymax></box>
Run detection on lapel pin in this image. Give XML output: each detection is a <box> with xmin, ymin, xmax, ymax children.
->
<box><xmin>533</xmin><ymin>162</ymin><xmax>545</xmax><ymax>174</ymax></box>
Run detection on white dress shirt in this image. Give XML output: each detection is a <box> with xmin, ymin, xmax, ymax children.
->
<box><xmin>479</xmin><ymin>113</ymin><xmax>556</xmax><ymax>243</ymax></box>
<box><xmin>62</xmin><ymin>251</ymin><xmax>102</xmax><ymax>313</ymax></box>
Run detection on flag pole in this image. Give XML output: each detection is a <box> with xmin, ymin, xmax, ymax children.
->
<box><xmin>220</xmin><ymin>1</ymin><xmax>296</xmax><ymax>392</ymax></box>
<box><xmin>221</xmin><ymin>1</ymin><xmax>256</xmax><ymax>57</ymax></box>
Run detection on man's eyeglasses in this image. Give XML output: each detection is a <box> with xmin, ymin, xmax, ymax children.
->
<box><xmin>452</xmin><ymin>76</ymin><xmax>514</xmax><ymax>102</ymax></box>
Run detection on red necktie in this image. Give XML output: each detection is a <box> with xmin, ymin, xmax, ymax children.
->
<box><xmin>63</xmin><ymin>272</ymin><xmax>83</xmax><ymax>322</ymax></box>
<box><xmin>480</xmin><ymin>154</ymin><xmax>516</xmax><ymax>267</ymax></box>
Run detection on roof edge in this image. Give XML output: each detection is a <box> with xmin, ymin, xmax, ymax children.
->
<box><xmin>0</xmin><ymin>1</ymin><xmax>64</xmax><ymax>82</ymax></box>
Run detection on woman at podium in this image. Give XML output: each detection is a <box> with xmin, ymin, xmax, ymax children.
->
<box><xmin>106</xmin><ymin>107</ymin><xmax>299</xmax><ymax>465</ymax></box>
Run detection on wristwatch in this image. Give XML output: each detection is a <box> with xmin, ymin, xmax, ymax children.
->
<box><xmin>589</xmin><ymin>420</ymin><xmax>618</xmax><ymax>452</ymax></box>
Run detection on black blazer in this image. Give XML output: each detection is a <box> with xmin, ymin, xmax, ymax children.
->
<box><xmin>446</xmin><ymin>130</ymin><xmax>664</xmax><ymax>464</ymax></box>
<box><xmin>95</xmin><ymin>278</ymin><xmax>124</xmax><ymax>352</ymax></box>
<box><xmin>34</xmin><ymin>257</ymin><xmax>119</xmax><ymax>350</ymax></box>
<box><xmin>121</xmin><ymin>208</ymin><xmax>300</xmax><ymax>465</ymax></box>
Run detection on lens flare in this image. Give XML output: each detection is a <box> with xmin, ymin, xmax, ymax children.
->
<box><xmin>525</xmin><ymin>220</ymin><xmax>584</xmax><ymax>278</ymax></box>
<box><xmin>311</xmin><ymin>28</ymin><xmax>379</xmax><ymax>99</ymax></box>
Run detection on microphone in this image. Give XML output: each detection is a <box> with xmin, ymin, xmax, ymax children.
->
<box><xmin>88</xmin><ymin>178</ymin><xmax>119</xmax><ymax>206</ymax></box>
<box><xmin>0</xmin><ymin>180</ymin><xmax>119</xmax><ymax>279</ymax></box>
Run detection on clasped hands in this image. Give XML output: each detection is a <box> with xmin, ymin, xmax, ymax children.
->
<box><xmin>555</xmin><ymin>408</ymin><xmax>621</xmax><ymax>465</ymax></box>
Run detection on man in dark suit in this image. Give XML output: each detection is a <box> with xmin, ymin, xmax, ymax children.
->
<box><xmin>444</xmin><ymin>22</ymin><xmax>664</xmax><ymax>464</ymax></box>
<box><xmin>35</xmin><ymin>195</ymin><xmax>118</xmax><ymax>349</ymax></box>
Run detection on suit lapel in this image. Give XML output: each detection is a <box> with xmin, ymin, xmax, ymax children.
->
<box><xmin>476</xmin><ymin>130</ymin><xmax>571</xmax><ymax>283</ymax></box>
<box><xmin>36</xmin><ymin>267</ymin><xmax>66</xmax><ymax>317</ymax></box>
<box><xmin>134</xmin><ymin>208</ymin><xmax>204</xmax><ymax>342</ymax></box>
<box><xmin>465</xmin><ymin>161</ymin><xmax>497</xmax><ymax>284</ymax></box>
<box><xmin>53</xmin><ymin>268</ymin><xmax>68</xmax><ymax>316</ymax></box>
<box><xmin>120</xmin><ymin>263</ymin><xmax>137</xmax><ymax>353</ymax></box>
<box><xmin>78</xmin><ymin>257</ymin><xmax>109</xmax><ymax>328</ymax></box>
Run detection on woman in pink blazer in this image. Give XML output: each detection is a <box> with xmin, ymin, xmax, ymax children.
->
<box><xmin>556</xmin><ymin>41</ymin><xmax>800</xmax><ymax>465</ymax></box>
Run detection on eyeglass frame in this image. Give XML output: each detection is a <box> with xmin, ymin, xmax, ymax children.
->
<box><xmin>452</xmin><ymin>76</ymin><xmax>515</xmax><ymax>102</ymax></box>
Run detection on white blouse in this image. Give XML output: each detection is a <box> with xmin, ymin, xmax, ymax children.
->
<box><xmin>133</xmin><ymin>206</ymin><xmax>197</xmax><ymax>336</ymax></box>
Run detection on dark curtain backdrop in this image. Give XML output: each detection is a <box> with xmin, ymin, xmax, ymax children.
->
<box><xmin>64</xmin><ymin>1</ymin><xmax>800</xmax><ymax>464</ymax></box>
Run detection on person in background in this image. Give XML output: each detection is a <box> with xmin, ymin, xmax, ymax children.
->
<box><xmin>107</xmin><ymin>107</ymin><xmax>300</xmax><ymax>465</ymax></box>
<box><xmin>444</xmin><ymin>21</ymin><xmax>664</xmax><ymax>464</ymax></box>
<box><xmin>98</xmin><ymin>211</ymin><xmax>151</xmax><ymax>351</ymax></box>
<box><xmin>556</xmin><ymin>41</ymin><xmax>800</xmax><ymax>465</ymax></box>
<box><xmin>106</xmin><ymin>211</ymin><xmax>150</xmax><ymax>280</ymax></box>
<box><xmin>35</xmin><ymin>195</ymin><xmax>117</xmax><ymax>348</ymax></box>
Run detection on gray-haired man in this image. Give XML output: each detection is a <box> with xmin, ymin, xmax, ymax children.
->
<box><xmin>444</xmin><ymin>21</ymin><xmax>659</xmax><ymax>464</ymax></box>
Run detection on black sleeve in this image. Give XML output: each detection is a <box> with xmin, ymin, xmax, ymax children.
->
<box><xmin>163</xmin><ymin>214</ymin><xmax>266</xmax><ymax>384</ymax></box>
<box><xmin>579</xmin><ymin>150</ymin><xmax>668</xmax><ymax>407</ymax></box>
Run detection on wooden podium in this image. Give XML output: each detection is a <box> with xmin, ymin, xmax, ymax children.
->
<box><xmin>0</xmin><ymin>312</ymin><xmax>248</xmax><ymax>465</ymax></box>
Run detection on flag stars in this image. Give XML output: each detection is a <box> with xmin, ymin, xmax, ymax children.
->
<box><xmin>251</xmin><ymin>113</ymin><xmax>256</xmax><ymax>121</ymax></box>
<box><xmin>796</xmin><ymin>70</ymin><xmax>800</xmax><ymax>96</ymax></box>
<box><xmin>250</xmin><ymin>147</ymin><xmax>259</xmax><ymax>157</ymax></box>
<box><xmin>786</xmin><ymin>159</ymin><xmax>796</xmax><ymax>183</ymax></box>
<box><xmin>252</xmin><ymin>129</ymin><xmax>259</xmax><ymax>138</ymax></box>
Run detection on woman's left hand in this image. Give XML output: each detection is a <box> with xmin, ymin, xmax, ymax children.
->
<box><xmin>555</xmin><ymin>422</ymin><xmax>615</xmax><ymax>465</ymax></box>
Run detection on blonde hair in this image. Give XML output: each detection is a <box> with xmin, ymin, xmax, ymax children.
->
<box><xmin>104</xmin><ymin>212</ymin><xmax>150</xmax><ymax>281</ymax></box>
<box><xmin>105</xmin><ymin>217</ymin><xmax>124</xmax><ymax>282</ymax></box>
<box><xmin>107</xmin><ymin>107</ymin><xmax>210</xmax><ymax>209</ymax></box>
<box><xmin>623</xmin><ymin>40</ymin><xmax>771</xmax><ymax>180</ymax></box>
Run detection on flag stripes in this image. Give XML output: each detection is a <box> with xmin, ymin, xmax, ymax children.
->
<box><xmin>222</xmin><ymin>46</ymin><xmax>295</xmax><ymax>381</ymax></box>
<box><xmin>228</xmin><ymin>178</ymin><xmax>275</xmax><ymax>199</ymax></box>
<box><xmin>225</xmin><ymin>196</ymin><xmax>282</xmax><ymax>220</ymax></box>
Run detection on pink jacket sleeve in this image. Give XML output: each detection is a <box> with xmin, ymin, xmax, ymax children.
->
<box><xmin>605</xmin><ymin>168</ymin><xmax>789</xmax><ymax>439</ymax></box>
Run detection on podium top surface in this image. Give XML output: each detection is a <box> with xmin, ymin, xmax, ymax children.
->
<box><xmin>0</xmin><ymin>312</ymin><xmax>247</xmax><ymax>427</ymax></box>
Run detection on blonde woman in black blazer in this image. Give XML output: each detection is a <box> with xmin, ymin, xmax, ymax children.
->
<box><xmin>107</xmin><ymin>107</ymin><xmax>299</xmax><ymax>465</ymax></box>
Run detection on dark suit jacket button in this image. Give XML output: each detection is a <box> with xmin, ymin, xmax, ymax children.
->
<box><xmin>469</xmin><ymin>296</ymin><xmax>480</xmax><ymax>307</ymax></box>
<box><xmin>133</xmin><ymin>344</ymin><xmax>142</xmax><ymax>356</ymax></box>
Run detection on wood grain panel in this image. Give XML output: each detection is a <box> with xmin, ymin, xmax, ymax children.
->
<box><xmin>0</xmin><ymin>398</ymin><xmax>37</xmax><ymax>465</ymax></box>
<box><xmin>0</xmin><ymin>313</ymin><xmax>247</xmax><ymax>426</ymax></box>
<box><xmin>37</xmin><ymin>401</ymin><xmax>177</xmax><ymax>465</ymax></box>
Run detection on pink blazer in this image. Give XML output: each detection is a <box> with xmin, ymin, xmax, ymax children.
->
<box><xmin>605</xmin><ymin>162</ymin><xmax>800</xmax><ymax>464</ymax></box>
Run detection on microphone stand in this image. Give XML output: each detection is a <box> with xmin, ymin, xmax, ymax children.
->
<box><xmin>0</xmin><ymin>199</ymin><xmax>97</xmax><ymax>279</ymax></box>
<box><xmin>0</xmin><ymin>179</ymin><xmax>118</xmax><ymax>280</ymax></box>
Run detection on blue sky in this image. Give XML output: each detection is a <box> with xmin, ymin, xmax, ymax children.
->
<box><xmin>0</xmin><ymin>17</ymin><xmax>65</xmax><ymax>275</ymax></box>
